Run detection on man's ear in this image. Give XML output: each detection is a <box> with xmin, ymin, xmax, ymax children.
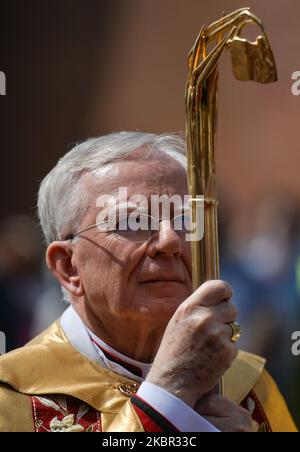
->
<box><xmin>46</xmin><ymin>241</ymin><xmax>85</xmax><ymax>298</ymax></box>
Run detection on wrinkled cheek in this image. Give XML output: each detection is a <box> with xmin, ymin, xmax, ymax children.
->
<box><xmin>80</xmin><ymin>239</ymin><xmax>143</xmax><ymax>311</ymax></box>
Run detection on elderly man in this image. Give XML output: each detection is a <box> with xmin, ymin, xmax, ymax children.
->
<box><xmin>0</xmin><ymin>132</ymin><xmax>296</xmax><ymax>432</ymax></box>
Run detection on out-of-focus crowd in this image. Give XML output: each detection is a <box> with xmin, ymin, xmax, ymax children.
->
<box><xmin>220</xmin><ymin>195</ymin><xmax>300</xmax><ymax>425</ymax></box>
<box><xmin>0</xmin><ymin>214</ymin><xmax>65</xmax><ymax>350</ymax></box>
<box><xmin>0</xmin><ymin>195</ymin><xmax>300</xmax><ymax>425</ymax></box>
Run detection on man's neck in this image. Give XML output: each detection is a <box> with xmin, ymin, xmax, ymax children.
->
<box><xmin>72</xmin><ymin>301</ymin><xmax>165</xmax><ymax>363</ymax></box>
<box><xmin>87</xmin><ymin>328</ymin><xmax>151</xmax><ymax>378</ymax></box>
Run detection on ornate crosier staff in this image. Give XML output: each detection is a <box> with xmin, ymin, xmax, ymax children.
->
<box><xmin>185</xmin><ymin>8</ymin><xmax>277</xmax><ymax>394</ymax></box>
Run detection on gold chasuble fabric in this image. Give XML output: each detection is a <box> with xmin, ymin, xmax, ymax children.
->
<box><xmin>0</xmin><ymin>321</ymin><xmax>297</xmax><ymax>432</ymax></box>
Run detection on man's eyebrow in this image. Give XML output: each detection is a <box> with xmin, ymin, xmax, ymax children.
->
<box><xmin>101</xmin><ymin>201</ymin><xmax>148</xmax><ymax>216</ymax></box>
<box><xmin>101</xmin><ymin>201</ymin><xmax>190</xmax><ymax>216</ymax></box>
<box><xmin>120</xmin><ymin>201</ymin><xmax>138</xmax><ymax>209</ymax></box>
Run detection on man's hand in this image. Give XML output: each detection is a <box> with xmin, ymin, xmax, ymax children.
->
<box><xmin>195</xmin><ymin>394</ymin><xmax>256</xmax><ymax>432</ymax></box>
<box><xmin>146</xmin><ymin>280</ymin><xmax>238</xmax><ymax>408</ymax></box>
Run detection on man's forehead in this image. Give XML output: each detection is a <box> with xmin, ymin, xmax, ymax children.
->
<box><xmin>82</xmin><ymin>156</ymin><xmax>188</xmax><ymax>199</ymax></box>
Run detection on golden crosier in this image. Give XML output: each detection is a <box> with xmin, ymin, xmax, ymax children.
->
<box><xmin>185</xmin><ymin>7</ymin><xmax>277</xmax><ymax>290</ymax></box>
<box><xmin>185</xmin><ymin>8</ymin><xmax>277</xmax><ymax>394</ymax></box>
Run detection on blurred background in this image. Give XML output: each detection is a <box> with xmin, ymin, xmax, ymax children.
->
<box><xmin>0</xmin><ymin>0</ymin><xmax>300</xmax><ymax>427</ymax></box>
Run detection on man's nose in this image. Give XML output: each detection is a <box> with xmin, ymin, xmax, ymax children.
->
<box><xmin>146</xmin><ymin>220</ymin><xmax>183</xmax><ymax>258</ymax></box>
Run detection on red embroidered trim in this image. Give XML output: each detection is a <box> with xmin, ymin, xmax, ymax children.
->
<box><xmin>241</xmin><ymin>391</ymin><xmax>272</xmax><ymax>432</ymax></box>
<box><xmin>31</xmin><ymin>395</ymin><xmax>101</xmax><ymax>432</ymax></box>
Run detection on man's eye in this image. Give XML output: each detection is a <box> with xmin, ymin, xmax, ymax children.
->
<box><xmin>115</xmin><ymin>214</ymin><xmax>151</xmax><ymax>232</ymax></box>
<box><xmin>116</xmin><ymin>217</ymin><xmax>130</xmax><ymax>231</ymax></box>
<box><xmin>173</xmin><ymin>214</ymin><xmax>192</xmax><ymax>231</ymax></box>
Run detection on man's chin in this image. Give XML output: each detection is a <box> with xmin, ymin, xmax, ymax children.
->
<box><xmin>132</xmin><ymin>282</ymin><xmax>191</xmax><ymax>321</ymax></box>
<box><xmin>136</xmin><ymin>294</ymin><xmax>186</xmax><ymax>319</ymax></box>
<box><xmin>138</xmin><ymin>281</ymin><xmax>189</xmax><ymax>299</ymax></box>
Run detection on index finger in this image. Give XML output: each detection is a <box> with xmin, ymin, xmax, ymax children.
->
<box><xmin>188</xmin><ymin>280</ymin><xmax>233</xmax><ymax>308</ymax></box>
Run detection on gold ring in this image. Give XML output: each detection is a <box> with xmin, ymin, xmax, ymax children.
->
<box><xmin>229</xmin><ymin>322</ymin><xmax>242</xmax><ymax>343</ymax></box>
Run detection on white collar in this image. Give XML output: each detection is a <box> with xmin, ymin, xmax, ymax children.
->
<box><xmin>60</xmin><ymin>306</ymin><xmax>151</xmax><ymax>382</ymax></box>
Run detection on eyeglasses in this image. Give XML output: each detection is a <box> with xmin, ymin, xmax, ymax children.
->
<box><xmin>65</xmin><ymin>212</ymin><xmax>194</xmax><ymax>244</ymax></box>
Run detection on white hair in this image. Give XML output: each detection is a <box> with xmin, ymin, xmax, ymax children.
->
<box><xmin>38</xmin><ymin>131</ymin><xmax>187</xmax><ymax>246</ymax></box>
